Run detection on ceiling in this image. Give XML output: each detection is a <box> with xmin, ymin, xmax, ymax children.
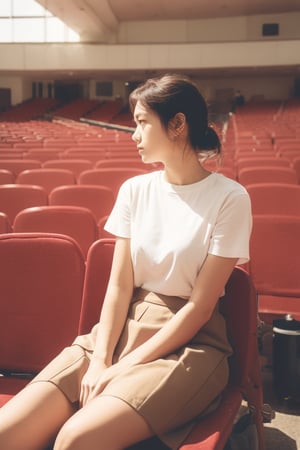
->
<box><xmin>18</xmin><ymin>1</ymin><xmax>300</xmax><ymax>81</ymax></box>
<box><xmin>37</xmin><ymin>0</ymin><xmax>300</xmax><ymax>32</ymax></box>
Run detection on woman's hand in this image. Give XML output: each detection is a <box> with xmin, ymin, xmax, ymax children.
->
<box><xmin>79</xmin><ymin>358</ymin><xmax>108</xmax><ymax>406</ymax></box>
<box><xmin>80</xmin><ymin>354</ymin><xmax>136</xmax><ymax>406</ymax></box>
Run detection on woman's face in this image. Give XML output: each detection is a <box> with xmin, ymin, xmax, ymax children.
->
<box><xmin>132</xmin><ymin>101</ymin><xmax>172</xmax><ymax>164</ymax></box>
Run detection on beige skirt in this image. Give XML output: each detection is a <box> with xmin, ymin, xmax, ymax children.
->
<box><xmin>31</xmin><ymin>289</ymin><xmax>232</xmax><ymax>449</ymax></box>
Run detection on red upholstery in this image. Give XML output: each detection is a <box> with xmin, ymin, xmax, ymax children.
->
<box><xmin>249</xmin><ymin>215</ymin><xmax>300</xmax><ymax>321</ymax></box>
<box><xmin>0</xmin><ymin>184</ymin><xmax>48</xmax><ymax>224</ymax></box>
<box><xmin>13</xmin><ymin>205</ymin><xmax>98</xmax><ymax>259</ymax></box>
<box><xmin>0</xmin><ymin>212</ymin><xmax>12</xmax><ymax>233</ymax></box>
<box><xmin>0</xmin><ymin>232</ymin><xmax>85</xmax><ymax>406</ymax></box>
<box><xmin>246</xmin><ymin>183</ymin><xmax>300</xmax><ymax>216</ymax></box>
<box><xmin>61</xmin><ymin>150</ymin><xmax>105</xmax><ymax>164</ymax></box>
<box><xmin>49</xmin><ymin>184</ymin><xmax>115</xmax><ymax>222</ymax></box>
<box><xmin>78</xmin><ymin>167</ymin><xmax>146</xmax><ymax>196</ymax></box>
<box><xmin>79</xmin><ymin>239</ymin><xmax>266</xmax><ymax>449</ymax></box>
<box><xmin>292</xmin><ymin>157</ymin><xmax>300</xmax><ymax>183</ymax></box>
<box><xmin>23</xmin><ymin>150</ymin><xmax>62</xmax><ymax>163</ymax></box>
<box><xmin>236</xmin><ymin>157</ymin><xmax>290</xmax><ymax>172</ymax></box>
<box><xmin>79</xmin><ymin>238</ymin><xmax>115</xmax><ymax>334</ymax></box>
<box><xmin>97</xmin><ymin>215</ymin><xmax>113</xmax><ymax>239</ymax></box>
<box><xmin>0</xmin><ymin>159</ymin><xmax>41</xmax><ymax>176</ymax></box>
<box><xmin>43</xmin><ymin>159</ymin><xmax>93</xmax><ymax>180</ymax></box>
<box><xmin>16</xmin><ymin>168</ymin><xmax>76</xmax><ymax>194</ymax></box>
<box><xmin>238</xmin><ymin>166</ymin><xmax>298</xmax><ymax>186</ymax></box>
<box><xmin>95</xmin><ymin>158</ymin><xmax>154</xmax><ymax>171</ymax></box>
<box><xmin>0</xmin><ymin>169</ymin><xmax>15</xmax><ymax>184</ymax></box>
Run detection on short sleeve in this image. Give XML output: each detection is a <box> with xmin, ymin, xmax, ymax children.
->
<box><xmin>104</xmin><ymin>180</ymin><xmax>132</xmax><ymax>238</ymax></box>
<box><xmin>208</xmin><ymin>191</ymin><xmax>252</xmax><ymax>264</ymax></box>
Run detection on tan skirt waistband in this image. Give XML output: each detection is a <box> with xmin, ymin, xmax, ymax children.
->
<box><xmin>132</xmin><ymin>288</ymin><xmax>187</xmax><ymax>311</ymax></box>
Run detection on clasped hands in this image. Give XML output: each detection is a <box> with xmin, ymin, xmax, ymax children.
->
<box><xmin>79</xmin><ymin>356</ymin><xmax>132</xmax><ymax>407</ymax></box>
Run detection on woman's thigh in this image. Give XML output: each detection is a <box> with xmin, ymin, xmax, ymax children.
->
<box><xmin>54</xmin><ymin>395</ymin><xmax>154</xmax><ymax>450</ymax></box>
<box><xmin>0</xmin><ymin>381</ymin><xmax>75</xmax><ymax>450</ymax></box>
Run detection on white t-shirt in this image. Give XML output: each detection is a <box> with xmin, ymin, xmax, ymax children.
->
<box><xmin>104</xmin><ymin>171</ymin><xmax>252</xmax><ymax>298</ymax></box>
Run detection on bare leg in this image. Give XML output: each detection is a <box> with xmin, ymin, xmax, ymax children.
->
<box><xmin>54</xmin><ymin>395</ymin><xmax>154</xmax><ymax>450</ymax></box>
<box><xmin>0</xmin><ymin>382</ymin><xmax>76</xmax><ymax>450</ymax></box>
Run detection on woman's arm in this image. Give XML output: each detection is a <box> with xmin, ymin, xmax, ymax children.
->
<box><xmin>91</xmin><ymin>237</ymin><xmax>134</xmax><ymax>366</ymax></box>
<box><xmin>80</xmin><ymin>237</ymin><xmax>133</xmax><ymax>405</ymax></box>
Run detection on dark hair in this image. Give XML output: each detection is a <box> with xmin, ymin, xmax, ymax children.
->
<box><xmin>129</xmin><ymin>74</ymin><xmax>221</xmax><ymax>155</ymax></box>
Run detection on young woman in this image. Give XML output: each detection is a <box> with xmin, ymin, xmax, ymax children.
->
<box><xmin>0</xmin><ymin>74</ymin><xmax>252</xmax><ymax>450</ymax></box>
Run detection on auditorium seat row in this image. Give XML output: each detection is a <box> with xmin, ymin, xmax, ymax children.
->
<box><xmin>0</xmin><ymin>184</ymin><xmax>115</xmax><ymax>257</ymax></box>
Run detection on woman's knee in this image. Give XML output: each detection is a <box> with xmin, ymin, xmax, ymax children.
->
<box><xmin>54</xmin><ymin>417</ymin><xmax>83</xmax><ymax>450</ymax></box>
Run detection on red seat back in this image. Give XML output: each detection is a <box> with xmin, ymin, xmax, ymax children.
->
<box><xmin>0</xmin><ymin>184</ymin><xmax>48</xmax><ymax>224</ymax></box>
<box><xmin>79</xmin><ymin>238</ymin><xmax>115</xmax><ymax>334</ymax></box>
<box><xmin>13</xmin><ymin>205</ymin><xmax>98</xmax><ymax>259</ymax></box>
<box><xmin>0</xmin><ymin>232</ymin><xmax>85</xmax><ymax>373</ymax></box>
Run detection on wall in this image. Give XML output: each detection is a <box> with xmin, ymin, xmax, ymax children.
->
<box><xmin>117</xmin><ymin>12</ymin><xmax>300</xmax><ymax>44</ymax></box>
<box><xmin>0</xmin><ymin>76</ymin><xmax>24</xmax><ymax>105</ymax></box>
<box><xmin>0</xmin><ymin>40</ymin><xmax>299</xmax><ymax>74</ymax></box>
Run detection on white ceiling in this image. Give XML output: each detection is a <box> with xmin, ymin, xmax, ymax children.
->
<box><xmin>37</xmin><ymin>0</ymin><xmax>300</xmax><ymax>38</ymax></box>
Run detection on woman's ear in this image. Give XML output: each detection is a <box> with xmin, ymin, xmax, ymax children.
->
<box><xmin>169</xmin><ymin>112</ymin><xmax>186</xmax><ymax>137</ymax></box>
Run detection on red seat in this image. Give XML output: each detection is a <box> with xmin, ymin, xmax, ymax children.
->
<box><xmin>0</xmin><ymin>232</ymin><xmax>85</xmax><ymax>407</ymax></box>
<box><xmin>16</xmin><ymin>168</ymin><xmax>76</xmax><ymax>194</ymax></box>
<box><xmin>249</xmin><ymin>215</ymin><xmax>300</xmax><ymax>323</ymax></box>
<box><xmin>0</xmin><ymin>169</ymin><xmax>15</xmax><ymax>184</ymax></box>
<box><xmin>238</xmin><ymin>166</ymin><xmax>298</xmax><ymax>186</ymax></box>
<box><xmin>292</xmin><ymin>157</ymin><xmax>300</xmax><ymax>183</ymax></box>
<box><xmin>0</xmin><ymin>212</ymin><xmax>12</xmax><ymax>233</ymax></box>
<box><xmin>236</xmin><ymin>157</ymin><xmax>290</xmax><ymax>172</ymax></box>
<box><xmin>80</xmin><ymin>239</ymin><xmax>267</xmax><ymax>449</ymax></box>
<box><xmin>79</xmin><ymin>238</ymin><xmax>115</xmax><ymax>334</ymax></box>
<box><xmin>0</xmin><ymin>159</ymin><xmax>41</xmax><ymax>176</ymax></box>
<box><xmin>49</xmin><ymin>184</ymin><xmax>115</xmax><ymax>223</ymax></box>
<box><xmin>78</xmin><ymin>167</ymin><xmax>146</xmax><ymax>196</ymax></box>
<box><xmin>0</xmin><ymin>184</ymin><xmax>48</xmax><ymax>224</ymax></box>
<box><xmin>246</xmin><ymin>183</ymin><xmax>300</xmax><ymax>216</ymax></box>
<box><xmin>61</xmin><ymin>150</ymin><xmax>105</xmax><ymax>164</ymax></box>
<box><xmin>13</xmin><ymin>205</ymin><xmax>98</xmax><ymax>259</ymax></box>
<box><xmin>43</xmin><ymin>159</ymin><xmax>93</xmax><ymax>180</ymax></box>
<box><xmin>97</xmin><ymin>214</ymin><xmax>113</xmax><ymax>239</ymax></box>
<box><xmin>23</xmin><ymin>150</ymin><xmax>62</xmax><ymax>163</ymax></box>
<box><xmin>95</xmin><ymin>158</ymin><xmax>154</xmax><ymax>171</ymax></box>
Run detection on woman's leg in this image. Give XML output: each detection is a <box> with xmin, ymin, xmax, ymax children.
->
<box><xmin>0</xmin><ymin>381</ymin><xmax>76</xmax><ymax>450</ymax></box>
<box><xmin>54</xmin><ymin>395</ymin><xmax>154</xmax><ymax>450</ymax></box>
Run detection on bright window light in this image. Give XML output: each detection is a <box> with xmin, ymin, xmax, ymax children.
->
<box><xmin>13</xmin><ymin>18</ymin><xmax>44</xmax><ymax>42</ymax></box>
<box><xmin>0</xmin><ymin>0</ymin><xmax>80</xmax><ymax>42</ymax></box>
<box><xmin>0</xmin><ymin>3</ymin><xmax>11</xmax><ymax>16</ymax></box>
<box><xmin>0</xmin><ymin>19</ymin><xmax>12</xmax><ymax>42</ymax></box>
<box><xmin>13</xmin><ymin>0</ymin><xmax>45</xmax><ymax>16</ymax></box>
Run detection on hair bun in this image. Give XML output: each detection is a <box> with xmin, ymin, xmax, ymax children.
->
<box><xmin>199</xmin><ymin>126</ymin><xmax>221</xmax><ymax>152</ymax></box>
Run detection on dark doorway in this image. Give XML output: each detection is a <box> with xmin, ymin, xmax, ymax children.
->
<box><xmin>54</xmin><ymin>82</ymin><xmax>84</xmax><ymax>102</ymax></box>
<box><xmin>294</xmin><ymin>78</ymin><xmax>300</xmax><ymax>97</ymax></box>
<box><xmin>0</xmin><ymin>88</ymin><xmax>11</xmax><ymax>112</ymax></box>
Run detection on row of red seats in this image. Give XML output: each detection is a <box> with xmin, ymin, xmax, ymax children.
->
<box><xmin>0</xmin><ymin>182</ymin><xmax>114</xmax><ymax>258</ymax></box>
<box><xmin>0</xmin><ymin>98</ymin><xmax>130</xmax><ymax>123</ymax></box>
<box><xmin>222</xmin><ymin>109</ymin><xmax>300</xmax><ymax>322</ymax></box>
<box><xmin>0</xmin><ymin>233</ymin><xmax>267</xmax><ymax>449</ymax></box>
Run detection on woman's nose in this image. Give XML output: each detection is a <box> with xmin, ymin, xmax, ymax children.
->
<box><xmin>132</xmin><ymin>128</ymin><xmax>140</xmax><ymax>143</ymax></box>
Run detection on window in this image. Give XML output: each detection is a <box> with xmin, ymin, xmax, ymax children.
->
<box><xmin>0</xmin><ymin>0</ymin><xmax>80</xmax><ymax>42</ymax></box>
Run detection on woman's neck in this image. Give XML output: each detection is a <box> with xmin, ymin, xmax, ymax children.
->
<box><xmin>163</xmin><ymin>152</ymin><xmax>211</xmax><ymax>185</ymax></box>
